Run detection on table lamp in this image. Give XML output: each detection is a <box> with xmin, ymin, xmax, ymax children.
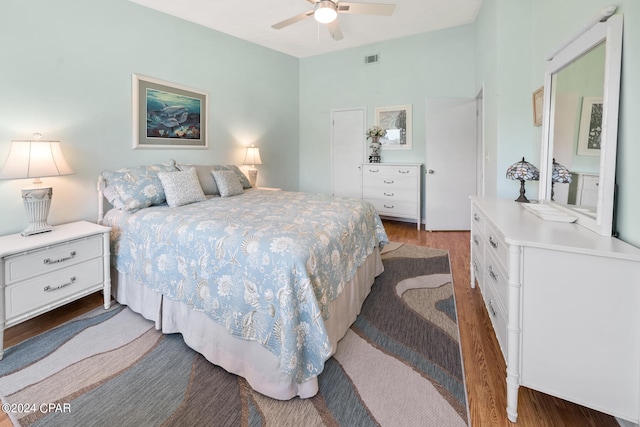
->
<box><xmin>506</xmin><ymin>157</ymin><xmax>539</xmax><ymax>203</ymax></box>
<box><xmin>551</xmin><ymin>158</ymin><xmax>572</xmax><ymax>201</ymax></box>
<box><xmin>0</xmin><ymin>134</ymin><xmax>74</xmax><ymax>236</ymax></box>
<box><xmin>243</xmin><ymin>145</ymin><xmax>262</xmax><ymax>188</ymax></box>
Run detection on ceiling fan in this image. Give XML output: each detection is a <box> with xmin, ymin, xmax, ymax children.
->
<box><xmin>272</xmin><ymin>0</ymin><xmax>396</xmax><ymax>41</ymax></box>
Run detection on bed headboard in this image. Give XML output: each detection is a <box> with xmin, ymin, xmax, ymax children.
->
<box><xmin>97</xmin><ymin>176</ymin><xmax>107</xmax><ymax>225</ymax></box>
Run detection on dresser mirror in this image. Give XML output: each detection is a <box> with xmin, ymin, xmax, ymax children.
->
<box><xmin>538</xmin><ymin>14</ymin><xmax>623</xmax><ymax>236</ymax></box>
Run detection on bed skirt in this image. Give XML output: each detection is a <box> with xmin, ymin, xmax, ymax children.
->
<box><xmin>111</xmin><ymin>248</ymin><xmax>384</xmax><ymax>400</ymax></box>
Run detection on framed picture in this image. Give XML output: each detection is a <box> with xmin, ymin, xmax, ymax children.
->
<box><xmin>577</xmin><ymin>96</ymin><xmax>603</xmax><ymax>156</ymax></box>
<box><xmin>132</xmin><ymin>74</ymin><xmax>208</xmax><ymax>149</ymax></box>
<box><xmin>375</xmin><ymin>104</ymin><xmax>412</xmax><ymax>150</ymax></box>
<box><xmin>532</xmin><ymin>86</ymin><xmax>544</xmax><ymax>126</ymax></box>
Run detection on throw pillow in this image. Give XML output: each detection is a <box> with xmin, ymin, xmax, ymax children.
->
<box><xmin>158</xmin><ymin>168</ymin><xmax>207</xmax><ymax>207</ymax></box>
<box><xmin>211</xmin><ymin>170</ymin><xmax>244</xmax><ymax>197</ymax></box>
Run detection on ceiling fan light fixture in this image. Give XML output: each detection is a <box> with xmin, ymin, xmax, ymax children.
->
<box><xmin>314</xmin><ymin>1</ymin><xmax>338</xmax><ymax>24</ymax></box>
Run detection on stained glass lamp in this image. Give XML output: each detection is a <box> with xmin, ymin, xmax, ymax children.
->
<box><xmin>506</xmin><ymin>157</ymin><xmax>539</xmax><ymax>203</ymax></box>
<box><xmin>551</xmin><ymin>158</ymin><xmax>572</xmax><ymax>201</ymax></box>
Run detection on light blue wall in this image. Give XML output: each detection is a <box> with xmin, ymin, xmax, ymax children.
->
<box><xmin>0</xmin><ymin>0</ymin><xmax>299</xmax><ymax>236</ymax></box>
<box><xmin>475</xmin><ymin>0</ymin><xmax>640</xmax><ymax>246</ymax></box>
<box><xmin>299</xmin><ymin>25</ymin><xmax>477</xmax><ymax>212</ymax></box>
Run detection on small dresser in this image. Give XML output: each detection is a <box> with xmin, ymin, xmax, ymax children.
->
<box><xmin>0</xmin><ymin>221</ymin><xmax>111</xmax><ymax>359</ymax></box>
<box><xmin>362</xmin><ymin>163</ymin><xmax>421</xmax><ymax>229</ymax></box>
<box><xmin>470</xmin><ymin>197</ymin><xmax>640</xmax><ymax>423</ymax></box>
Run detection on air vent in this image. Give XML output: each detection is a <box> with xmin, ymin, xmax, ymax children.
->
<box><xmin>364</xmin><ymin>54</ymin><xmax>379</xmax><ymax>64</ymax></box>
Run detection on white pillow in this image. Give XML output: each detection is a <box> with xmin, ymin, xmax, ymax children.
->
<box><xmin>211</xmin><ymin>170</ymin><xmax>243</xmax><ymax>197</ymax></box>
<box><xmin>158</xmin><ymin>168</ymin><xmax>206</xmax><ymax>207</ymax></box>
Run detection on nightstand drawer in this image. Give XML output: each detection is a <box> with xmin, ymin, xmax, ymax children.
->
<box><xmin>4</xmin><ymin>235</ymin><xmax>102</xmax><ymax>284</ymax></box>
<box><xmin>6</xmin><ymin>257</ymin><xmax>104</xmax><ymax>319</ymax></box>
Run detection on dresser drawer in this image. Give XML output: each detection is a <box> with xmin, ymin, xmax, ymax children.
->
<box><xmin>362</xmin><ymin>186</ymin><xmax>416</xmax><ymax>202</ymax></box>
<box><xmin>581</xmin><ymin>175</ymin><xmax>599</xmax><ymax>191</ymax></box>
<box><xmin>363</xmin><ymin>165</ymin><xmax>419</xmax><ymax>179</ymax></box>
<box><xmin>485</xmin><ymin>222</ymin><xmax>509</xmax><ymax>272</ymax></box>
<box><xmin>367</xmin><ymin>199</ymin><xmax>417</xmax><ymax>217</ymax></box>
<box><xmin>485</xmin><ymin>249</ymin><xmax>508</xmax><ymax>309</ymax></box>
<box><xmin>6</xmin><ymin>257</ymin><xmax>104</xmax><ymax>319</ymax></box>
<box><xmin>483</xmin><ymin>280</ymin><xmax>507</xmax><ymax>359</ymax></box>
<box><xmin>363</xmin><ymin>174</ymin><xmax>417</xmax><ymax>191</ymax></box>
<box><xmin>4</xmin><ymin>235</ymin><xmax>102</xmax><ymax>285</ymax></box>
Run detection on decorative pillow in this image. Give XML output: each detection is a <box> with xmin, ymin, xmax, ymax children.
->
<box><xmin>158</xmin><ymin>168</ymin><xmax>207</xmax><ymax>207</ymax></box>
<box><xmin>101</xmin><ymin>160</ymin><xmax>177</xmax><ymax>211</ymax></box>
<box><xmin>176</xmin><ymin>163</ymin><xmax>219</xmax><ymax>195</ymax></box>
<box><xmin>211</xmin><ymin>164</ymin><xmax>252</xmax><ymax>189</ymax></box>
<box><xmin>211</xmin><ymin>170</ymin><xmax>244</xmax><ymax>197</ymax></box>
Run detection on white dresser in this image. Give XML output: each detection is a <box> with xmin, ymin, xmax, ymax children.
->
<box><xmin>568</xmin><ymin>172</ymin><xmax>599</xmax><ymax>207</ymax></box>
<box><xmin>362</xmin><ymin>163</ymin><xmax>421</xmax><ymax>229</ymax></box>
<box><xmin>470</xmin><ymin>197</ymin><xmax>640</xmax><ymax>424</ymax></box>
<box><xmin>0</xmin><ymin>221</ymin><xmax>111</xmax><ymax>359</ymax></box>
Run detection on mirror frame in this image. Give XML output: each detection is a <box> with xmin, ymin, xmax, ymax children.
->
<box><xmin>538</xmin><ymin>14</ymin><xmax>623</xmax><ymax>236</ymax></box>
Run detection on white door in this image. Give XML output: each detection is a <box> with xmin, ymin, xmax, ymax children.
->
<box><xmin>331</xmin><ymin>108</ymin><xmax>366</xmax><ymax>198</ymax></box>
<box><xmin>425</xmin><ymin>98</ymin><xmax>477</xmax><ymax>230</ymax></box>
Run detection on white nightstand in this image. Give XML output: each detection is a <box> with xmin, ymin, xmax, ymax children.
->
<box><xmin>0</xmin><ymin>221</ymin><xmax>111</xmax><ymax>359</ymax></box>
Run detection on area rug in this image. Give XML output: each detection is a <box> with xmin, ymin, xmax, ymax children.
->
<box><xmin>0</xmin><ymin>244</ymin><xmax>468</xmax><ymax>427</ymax></box>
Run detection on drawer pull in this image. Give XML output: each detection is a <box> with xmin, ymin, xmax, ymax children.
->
<box><xmin>368</xmin><ymin>169</ymin><xmax>380</xmax><ymax>173</ymax></box>
<box><xmin>44</xmin><ymin>276</ymin><xmax>76</xmax><ymax>292</ymax></box>
<box><xmin>473</xmin><ymin>236</ymin><xmax>479</xmax><ymax>245</ymax></box>
<box><xmin>487</xmin><ymin>299</ymin><xmax>497</xmax><ymax>317</ymax></box>
<box><xmin>44</xmin><ymin>251</ymin><xmax>77</xmax><ymax>265</ymax></box>
<box><xmin>398</xmin><ymin>170</ymin><xmax>410</xmax><ymax>174</ymax></box>
<box><xmin>383</xmin><ymin>180</ymin><xmax>395</xmax><ymax>184</ymax></box>
<box><xmin>488</xmin><ymin>265</ymin><xmax>499</xmax><ymax>281</ymax></box>
<box><xmin>473</xmin><ymin>213</ymin><xmax>480</xmax><ymax>221</ymax></box>
<box><xmin>489</xmin><ymin>236</ymin><xmax>498</xmax><ymax>249</ymax></box>
<box><xmin>384</xmin><ymin>192</ymin><xmax>394</xmax><ymax>196</ymax></box>
<box><xmin>473</xmin><ymin>260</ymin><xmax>479</xmax><ymax>272</ymax></box>
<box><xmin>384</xmin><ymin>204</ymin><xmax>395</xmax><ymax>209</ymax></box>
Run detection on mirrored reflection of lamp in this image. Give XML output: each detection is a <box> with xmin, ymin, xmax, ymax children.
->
<box><xmin>0</xmin><ymin>134</ymin><xmax>74</xmax><ymax>236</ymax></box>
<box><xmin>314</xmin><ymin>0</ymin><xmax>338</xmax><ymax>24</ymax></box>
<box><xmin>551</xmin><ymin>158</ymin><xmax>572</xmax><ymax>201</ymax></box>
<box><xmin>243</xmin><ymin>145</ymin><xmax>262</xmax><ymax>188</ymax></box>
<box><xmin>506</xmin><ymin>157</ymin><xmax>540</xmax><ymax>203</ymax></box>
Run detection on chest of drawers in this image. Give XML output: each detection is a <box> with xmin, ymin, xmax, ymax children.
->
<box><xmin>470</xmin><ymin>197</ymin><xmax>640</xmax><ymax>424</ymax></box>
<box><xmin>362</xmin><ymin>163</ymin><xmax>421</xmax><ymax>229</ymax></box>
<box><xmin>0</xmin><ymin>221</ymin><xmax>111</xmax><ymax>359</ymax></box>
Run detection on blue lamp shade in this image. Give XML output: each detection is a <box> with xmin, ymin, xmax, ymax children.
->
<box><xmin>506</xmin><ymin>157</ymin><xmax>539</xmax><ymax>203</ymax></box>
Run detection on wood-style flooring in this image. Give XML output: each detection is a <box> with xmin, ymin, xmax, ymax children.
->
<box><xmin>1</xmin><ymin>220</ymin><xmax>621</xmax><ymax>426</ymax></box>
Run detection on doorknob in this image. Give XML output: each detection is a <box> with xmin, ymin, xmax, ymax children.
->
<box><xmin>427</xmin><ymin>169</ymin><xmax>435</xmax><ymax>174</ymax></box>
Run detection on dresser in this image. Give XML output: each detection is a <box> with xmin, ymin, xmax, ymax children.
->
<box><xmin>362</xmin><ymin>163</ymin><xmax>421</xmax><ymax>229</ymax></box>
<box><xmin>568</xmin><ymin>172</ymin><xmax>599</xmax><ymax>207</ymax></box>
<box><xmin>0</xmin><ymin>221</ymin><xmax>111</xmax><ymax>359</ymax></box>
<box><xmin>470</xmin><ymin>197</ymin><xmax>640</xmax><ymax>424</ymax></box>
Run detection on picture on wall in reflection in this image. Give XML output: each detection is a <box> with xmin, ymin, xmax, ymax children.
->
<box><xmin>577</xmin><ymin>97</ymin><xmax>602</xmax><ymax>156</ymax></box>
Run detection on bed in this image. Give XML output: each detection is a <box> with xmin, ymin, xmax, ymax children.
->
<box><xmin>97</xmin><ymin>161</ymin><xmax>388</xmax><ymax>399</ymax></box>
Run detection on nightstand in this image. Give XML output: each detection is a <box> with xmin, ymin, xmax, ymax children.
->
<box><xmin>0</xmin><ymin>221</ymin><xmax>111</xmax><ymax>359</ymax></box>
<box><xmin>257</xmin><ymin>187</ymin><xmax>282</xmax><ymax>191</ymax></box>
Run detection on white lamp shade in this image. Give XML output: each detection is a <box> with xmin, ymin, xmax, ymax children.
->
<box><xmin>243</xmin><ymin>146</ymin><xmax>262</xmax><ymax>167</ymax></box>
<box><xmin>0</xmin><ymin>141</ymin><xmax>74</xmax><ymax>181</ymax></box>
<box><xmin>314</xmin><ymin>1</ymin><xmax>338</xmax><ymax>23</ymax></box>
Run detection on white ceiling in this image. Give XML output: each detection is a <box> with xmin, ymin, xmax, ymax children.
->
<box><xmin>129</xmin><ymin>0</ymin><xmax>483</xmax><ymax>58</ymax></box>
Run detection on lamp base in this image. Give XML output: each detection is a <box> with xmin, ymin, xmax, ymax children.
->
<box><xmin>247</xmin><ymin>168</ymin><xmax>258</xmax><ymax>188</ymax></box>
<box><xmin>515</xmin><ymin>180</ymin><xmax>530</xmax><ymax>203</ymax></box>
<box><xmin>21</xmin><ymin>187</ymin><xmax>53</xmax><ymax>236</ymax></box>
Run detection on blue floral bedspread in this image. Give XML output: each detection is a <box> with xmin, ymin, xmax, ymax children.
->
<box><xmin>103</xmin><ymin>189</ymin><xmax>388</xmax><ymax>383</ymax></box>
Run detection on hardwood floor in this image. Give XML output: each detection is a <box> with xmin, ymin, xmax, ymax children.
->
<box><xmin>1</xmin><ymin>220</ymin><xmax>621</xmax><ymax>426</ymax></box>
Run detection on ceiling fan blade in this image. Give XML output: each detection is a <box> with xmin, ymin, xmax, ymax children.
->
<box><xmin>337</xmin><ymin>2</ymin><xmax>395</xmax><ymax>16</ymax></box>
<box><xmin>272</xmin><ymin>10</ymin><xmax>314</xmax><ymax>29</ymax></box>
<box><xmin>327</xmin><ymin>19</ymin><xmax>344</xmax><ymax>41</ymax></box>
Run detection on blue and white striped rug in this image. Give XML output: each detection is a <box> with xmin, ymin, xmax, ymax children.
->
<box><xmin>0</xmin><ymin>244</ymin><xmax>468</xmax><ymax>426</ymax></box>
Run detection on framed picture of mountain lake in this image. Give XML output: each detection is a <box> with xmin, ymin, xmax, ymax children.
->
<box><xmin>132</xmin><ymin>74</ymin><xmax>208</xmax><ymax>149</ymax></box>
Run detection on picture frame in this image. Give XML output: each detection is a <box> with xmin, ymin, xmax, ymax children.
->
<box><xmin>532</xmin><ymin>86</ymin><xmax>544</xmax><ymax>126</ymax></box>
<box><xmin>132</xmin><ymin>74</ymin><xmax>208</xmax><ymax>149</ymax></box>
<box><xmin>375</xmin><ymin>104</ymin><xmax>412</xmax><ymax>150</ymax></box>
<box><xmin>577</xmin><ymin>96</ymin><xmax>603</xmax><ymax>156</ymax></box>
